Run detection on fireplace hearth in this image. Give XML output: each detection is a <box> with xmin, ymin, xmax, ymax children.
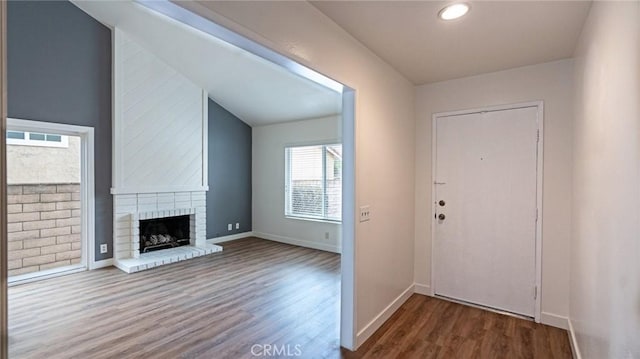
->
<box><xmin>140</xmin><ymin>215</ymin><xmax>190</xmax><ymax>253</ymax></box>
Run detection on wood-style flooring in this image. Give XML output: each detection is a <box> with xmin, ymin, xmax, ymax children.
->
<box><xmin>345</xmin><ymin>295</ymin><xmax>572</xmax><ymax>359</ymax></box>
<box><xmin>9</xmin><ymin>237</ymin><xmax>571</xmax><ymax>358</ymax></box>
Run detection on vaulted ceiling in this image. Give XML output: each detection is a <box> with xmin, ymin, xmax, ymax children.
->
<box><xmin>311</xmin><ymin>1</ymin><xmax>592</xmax><ymax>84</ymax></box>
<box><xmin>72</xmin><ymin>0</ymin><xmax>342</xmax><ymax>126</ymax></box>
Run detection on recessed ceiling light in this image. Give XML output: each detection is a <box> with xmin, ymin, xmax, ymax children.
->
<box><xmin>438</xmin><ymin>3</ymin><xmax>470</xmax><ymax>21</ymax></box>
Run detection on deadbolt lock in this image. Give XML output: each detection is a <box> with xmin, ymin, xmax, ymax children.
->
<box><xmin>438</xmin><ymin>200</ymin><xmax>446</xmax><ymax>207</ymax></box>
<box><xmin>438</xmin><ymin>214</ymin><xmax>446</xmax><ymax>220</ymax></box>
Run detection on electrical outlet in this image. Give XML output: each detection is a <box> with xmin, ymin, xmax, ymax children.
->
<box><xmin>359</xmin><ymin>206</ymin><xmax>371</xmax><ymax>222</ymax></box>
<box><xmin>325</xmin><ymin>232</ymin><xmax>329</xmax><ymax>240</ymax></box>
<box><xmin>227</xmin><ymin>223</ymin><xmax>232</xmax><ymax>231</ymax></box>
<box><xmin>100</xmin><ymin>244</ymin><xmax>108</xmax><ymax>254</ymax></box>
<box><xmin>235</xmin><ymin>223</ymin><xmax>240</xmax><ymax>229</ymax></box>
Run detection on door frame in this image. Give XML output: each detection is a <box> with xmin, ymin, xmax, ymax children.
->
<box><xmin>430</xmin><ymin>101</ymin><xmax>544</xmax><ymax>322</ymax></box>
<box><xmin>6</xmin><ymin>118</ymin><xmax>95</xmax><ymax>283</ymax></box>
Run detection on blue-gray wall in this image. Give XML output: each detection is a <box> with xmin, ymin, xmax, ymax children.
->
<box><xmin>207</xmin><ymin>99</ymin><xmax>252</xmax><ymax>238</ymax></box>
<box><xmin>8</xmin><ymin>1</ymin><xmax>113</xmax><ymax>260</ymax></box>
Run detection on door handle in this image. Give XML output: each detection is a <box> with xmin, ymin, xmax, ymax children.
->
<box><xmin>438</xmin><ymin>214</ymin><xmax>446</xmax><ymax>220</ymax></box>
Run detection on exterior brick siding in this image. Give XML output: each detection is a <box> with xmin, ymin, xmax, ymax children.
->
<box><xmin>7</xmin><ymin>183</ymin><xmax>81</xmax><ymax>276</ymax></box>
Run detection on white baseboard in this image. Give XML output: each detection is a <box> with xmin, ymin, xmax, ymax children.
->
<box><xmin>356</xmin><ymin>283</ymin><xmax>414</xmax><ymax>348</ymax></box>
<box><xmin>9</xmin><ymin>265</ymin><xmax>86</xmax><ymax>286</ymax></box>
<box><xmin>207</xmin><ymin>231</ymin><xmax>254</xmax><ymax>244</ymax></box>
<box><xmin>540</xmin><ymin>312</ymin><xmax>569</xmax><ymax>330</ymax></box>
<box><xmin>413</xmin><ymin>283</ymin><xmax>431</xmax><ymax>296</ymax></box>
<box><xmin>253</xmin><ymin>231</ymin><xmax>340</xmax><ymax>254</ymax></box>
<box><xmin>568</xmin><ymin>319</ymin><xmax>582</xmax><ymax>359</ymax></box>
<box><xmin>90</xmin><ymin>258</ymin><xmax>114</xmax><ymax>270</ymax></box>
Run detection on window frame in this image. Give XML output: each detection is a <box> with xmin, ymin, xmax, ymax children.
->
<box><xmin>6</xmin><ymin>130</ymin><xmax>69</xmax><ymax>148</ymax></box>
<box><xmin>284</xmin><ymin>142</ymin><xmax>342</xmax><ymax>223</ymax></box>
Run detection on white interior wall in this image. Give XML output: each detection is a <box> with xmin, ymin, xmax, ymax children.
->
<box><xmin>252</xmin><ymin>116</ymin><xmax>341</xmax><ymax>253</ymax></box>
<box><xmin>571</xmin><ymin>2</ymin><xmax>640</xmax><ymax>358</ymax></box>
<box><xmin>414</xmin><ymin>59</ymin><xmax>574</xmax><ymax>327</ymax></box>
<box><xmin>179</xmin><ymin>1</ymin><xmax>416</xmax><ymax>347</ymax></box>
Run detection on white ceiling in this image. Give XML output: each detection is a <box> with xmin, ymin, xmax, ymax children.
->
<box><xmin>72</xmin><ymin>1</ymin><xmax>342</xmax><ymax>126</ymax></box>
<box><xmin>311</xmin><ymin>1</ymin><xmax>592</xmax><ymax>85</ymax></box>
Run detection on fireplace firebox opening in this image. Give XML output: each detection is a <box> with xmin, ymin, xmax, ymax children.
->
<box><xmin>139</xmin><ymin>215</ymin><xmax>190</xmax><ymax>253</ymax></box>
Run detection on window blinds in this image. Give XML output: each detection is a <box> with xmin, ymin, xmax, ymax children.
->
<box><xmin>285</xmin><ymin>144</ymin><xmax>342</xmax><ymax>222</ymax></box>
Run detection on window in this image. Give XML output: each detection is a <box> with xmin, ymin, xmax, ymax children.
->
<box><xmin>285</xmin><ymin>144</ymin><xmax>342</xmax><ymax>222</ymax></box>
<box><xmin>6</xmin><ymin>131</ymin><xmax>69</xmax><ymax>148</ymax></box>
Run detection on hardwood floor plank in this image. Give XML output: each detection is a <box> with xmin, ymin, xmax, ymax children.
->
<box><xmin>8</xmin><ymin>237</ymin><xmax>572</xmax><ymax>359</ymax></box>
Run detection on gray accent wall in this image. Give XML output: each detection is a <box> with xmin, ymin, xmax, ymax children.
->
<box><xmin>8</xmin><ymin>1</ymin><xmax>113</xmax><ymax>260</ymax></box>
<box><xmin>207</xmin><ymin>99</ymin><xmax>252</xmax><ymax>238</ymax></box>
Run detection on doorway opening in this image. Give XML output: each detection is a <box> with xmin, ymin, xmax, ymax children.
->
<box><xmin>6</xmin><ymin>119</ymin><xmax>95</xmax><ymax>284</ymax></box>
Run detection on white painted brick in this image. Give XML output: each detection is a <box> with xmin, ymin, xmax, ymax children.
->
<box><xmin>116</xmin><ymin>206</ymin><xmax>137</xmax><ymax>214</ymax></box>
<box><xmin>175</xmin><ymin>202</ymin><xmax>190</xmax><ymax>209</ymax></box>
<box><xmin>138</xmin><ymin>204</ymin><xmax>157</xmax><ymax>213</ymax></box>
<box><xmin>137</xmin><ymin>194</ymin><xmax>157</xmax><ymax>204</ymax></box>
<box><xmin>175</xmin><ymin>192</ymin><xmax>191</xmax><ymax>201</ymax></box>
<box><xmin>191</xmin><ymin>192</ymin><xmax>206</xmax><ymax>201</ymax></box>
<box><xmin>115</xmin><ymin>228</ymin><xmax>130</xmax><ymax>237</ymax></box>
<box><xmin>157</xmin><ymin>193</ymin><xmax>174</xmax><ymax>203</ymax></box>
<box><xmin>116</xmin><ymin>221</ymin><xmax>131</xmax><ymax>229</ymax></box>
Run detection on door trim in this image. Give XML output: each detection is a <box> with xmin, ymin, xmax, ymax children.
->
<box><xmin>429</xmin><ymin>101</ymin><xmax>544</xmax><ymax>323</ymax></box>
<box><xmin>6</xmin><ymin>118</ymin><xmax>96</xmax><ymax>278</ymax></box>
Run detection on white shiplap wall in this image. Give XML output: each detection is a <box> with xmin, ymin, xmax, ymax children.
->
<box><xmin>113</xmin><ymin>29</ymin><xmax>208</xmax><ymax>194</ymax></box>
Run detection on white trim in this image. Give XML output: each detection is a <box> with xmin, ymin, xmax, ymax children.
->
<box><xmin>91</xmin><ymin>258</ymin><xmax>114</xmax><ymax>269</ymax></box>
<box><xmin>356</xmin><ymin>283</ymin><xmax>414</xmax><ymax>348</ymax></box>
<box><xmin>113</xmin><ymin>29</ymin><xmax>124</xmax><ymax>191</ymax></box>
<box><xmin>6</xmin><ymin>131</ymin><xmax>69</xmax><ymax>148</ymax></box>
<box><xmin>253</xmin><ymin>232</ymin><xmax>340</xmax><ymax>254</ymax></box>
<box><xmin>84</xmin><ymin>128</ymin><xmax>97</xmax><ymax>270</ymax></box>
<box><xmin>110</xmin><ymin>185</ymin><xmax>209</xmax><ymax>195</ymax></box>
<box><xmin>413</xmin><ymin>283</ymin><xmax>431</xmax><ymax>296</ymax></box>
<box><xmin>8</xmin><ymin>265</ymin><xmax>86</xmax><ymax>286</ymax></box>
<box><xmin>568</xmin><ymin>319</ymin><xmax>583</xmax><ymax>359</ymax></box>
<box><xmin>430</xmin><ymin>101</ymin><xmax>544</xmax><ymax>322</ymax></box>
<box><xmin>7</xmin><ymin>118</ymin><xmax>97</xmax><ymax>274</ymax></box>
<box><xmin>540</xmin><ymin>312</ymin><xmax>569</xmax><ymax>330</ymax></box>
<box><xmin>340</xmin><ymin>89</ymin><xmax>356</xmax><ymax>350</ymax></box>
<box><xmin>202</xmin><ymin>89</ymin><xmax>209</xmax><ymax>190</ymax></box>
<box><xmin>206</xmin><ymin>231</ymin><xmax>253</xmax><ymax>244</ymax></box>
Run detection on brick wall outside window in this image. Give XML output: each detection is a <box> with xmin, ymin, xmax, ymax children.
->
<box><xmin>7</xmin><ymin>184</ymin><xmax>82</xmax><ymax>277</ymax></box>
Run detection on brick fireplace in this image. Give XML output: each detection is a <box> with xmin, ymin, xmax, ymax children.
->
<box><xmin>113</xmin><ymin>191</ymin><xmax>220</xmax><ymax>273</ymax></box>
<box><xmin>111</xmin><ymin>31</ymin><xmax>220</xmax><ymax>273</ymax></box>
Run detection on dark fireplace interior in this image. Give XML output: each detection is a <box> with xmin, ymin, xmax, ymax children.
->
<box><xmin>140</xmin><ymin>215</ymin><xmax>190</xmax><ymax>253</ymax></box>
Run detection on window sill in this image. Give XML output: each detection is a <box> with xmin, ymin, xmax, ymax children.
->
<box><xmin>285</xmin><ymin>215</ymin><xmax>341</xmax><ymax>225</ymax></box>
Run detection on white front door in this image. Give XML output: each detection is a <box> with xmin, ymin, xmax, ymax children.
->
<box><xmin>433</xmin><ymin>106</ymin><xmax>539</xmax><ymax>317</ymax></box>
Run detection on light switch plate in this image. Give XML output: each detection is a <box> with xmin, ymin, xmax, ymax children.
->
<box><xmin>360</xmin><ymin>206</ymin><xmax>371</xmax><ymax>222</ymax></box>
